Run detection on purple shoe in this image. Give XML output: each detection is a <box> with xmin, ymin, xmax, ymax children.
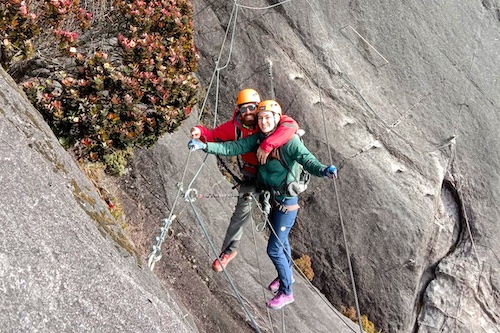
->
<box><xmin>266</xmin><ymin>291</ymin><xmax>294</xmax><ymax>310</ymax></box>
<box><xmin>267</xmin><ymin>275</ymin><xmax>296</xmax><ymax>293</ymax></box>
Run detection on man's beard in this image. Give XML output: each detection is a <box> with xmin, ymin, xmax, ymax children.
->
<box><xmin>240</xmin><ymin>114</ymin><xmax>256</xmax><ymax>127</ymax></box>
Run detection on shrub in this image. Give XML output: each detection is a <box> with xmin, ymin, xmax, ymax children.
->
<box><xmin>341</xmin><ymin>306</ymin><xmax>381</xmax><ymax>333</ymax></box>
<box><xmin>294</xmin><ymin>254</ymin><xmax>314</xmax><ymax>281</ymax></box>
<box><xmin>0</xmin><ymin>0</ymin><xmax>92</xmax><ymax>67</ymax></box>
<box><xmin>2</xmin><ymin>0</ymin><xmax>199</xmax><ymax>173</ymax></box>
<box><xmin>103</xmin><ymin>147</ymin><xmax>133</xmax><ymax>176</ymax></box>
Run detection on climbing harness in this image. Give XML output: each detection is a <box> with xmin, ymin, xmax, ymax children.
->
<box><xmin>145</xmin><ymin>0</ymin><xmax>378</xmax><ymax>332</ymax></box>
<box><xmin>274</xmin><ymin>200</ymin><xmax>300</xmax><ymax>214</ymax></box>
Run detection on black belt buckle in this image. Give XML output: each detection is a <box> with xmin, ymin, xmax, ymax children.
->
<box><xmin>277</xmin><ymin>203</ymin><xmax>288</xmax><ymax>214</ymax></box>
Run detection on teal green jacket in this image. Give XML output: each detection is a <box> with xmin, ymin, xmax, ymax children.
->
<box><xmin>205</xmin><ymin>134</ymin><xmax>327</xmax><ymax>200</ymax></box>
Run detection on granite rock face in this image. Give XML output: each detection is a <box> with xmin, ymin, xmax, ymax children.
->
<box><xmin>2</xmin><ymin>0</ymin><xmax>499</xmax><ymax>332</ymax></box>
<box><xmin>161</xmin><ymin>0</ymin><xmax>499</xmax><ymax>332</ymax></box>
<box><xmin>0</xmin><ymin>69</ymin><xmax>198</xmax><ymax>333</ymax></box>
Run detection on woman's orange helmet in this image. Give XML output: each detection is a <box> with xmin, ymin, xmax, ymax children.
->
<box><xmin>257</xmin><ymin>100</ymin><xmax>282</xmax><ymax>116</ymax></box>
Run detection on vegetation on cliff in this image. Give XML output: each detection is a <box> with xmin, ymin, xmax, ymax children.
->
<box><xmin>1</xmin><ymin>0</ymin><xmax>199</xmax><ymax>174</ymax></box>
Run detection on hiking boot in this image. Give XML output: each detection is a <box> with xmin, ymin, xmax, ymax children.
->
<box><xmin>267</xmin><ymin>275</ymin><xmax>295</xmax><ymax>293</ymax></box>
<box><xmin>212</xmin><ymin>251</ymin><xmax>238</xmax><ymax>272</ymax></box>
<box><xmin>266</xmin><ymin>291</ymin><xmax>294</xmax><ymax>310</ymax></box>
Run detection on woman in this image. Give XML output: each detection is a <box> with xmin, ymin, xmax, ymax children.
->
<box><xmin>190</xmin><ymin>89</ymin><xmax>298</xmax><ymax>273</ymax></box>
<box><xmin>188</xmin><ymin>100</ymin><xmax>337</xmax><ymax>310</ymax></box>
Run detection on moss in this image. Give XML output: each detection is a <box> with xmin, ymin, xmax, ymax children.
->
<box><xmin>103</xmin><ymin>148</ymin><xmax>133</xmax><ymax>176</ymax></box>
<box><xmin>71</xmin><ymin>179</ymin><xmax>96</xmax><ymax>206</ymax></box>
<box><xmin>71</xmin><ymin>178</ymin><xmax>142</xmax><ymax>266</ymax></box>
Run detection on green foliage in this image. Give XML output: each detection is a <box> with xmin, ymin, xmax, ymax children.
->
<box><xmin>103</xmin><ymin>148</ymin><xmax>133</xmax><ymax>176</ymax></box>
<box><xmin>3</xmin><ymin>0</ymin><xmax>199</xmax><ymax>172</ymax></box>
<box><xmin>294</xmin><ymin>254</ymin><xmax>314</xmax><ymax>281</ymax></box>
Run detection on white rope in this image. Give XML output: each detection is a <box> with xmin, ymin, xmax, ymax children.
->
<box><xmin>250</xmin><ymin>193</ymin><xmax>360</xmax><ymax>333</ymax></box>
<box><xmin>152</xmin><ymin>0</ymin><xmax>372</xmax><ymax>331</ymax></box>
<box><xmin>236</xmin><ymin>0</ymin><xmax>293</xmax><ymax>11</ymax></box>
<box><xmin>185</xmin><ymin>191</ymin><xmax>263</xmax><ymax>332</ymax></box>
<box><xmin>300</xmin><ymin>1</ymin><xmax>365</xmax><ymax>331</ymax></box>
<box><xmin>250</xmin><ymin>204</ymin><xmax>277</xmax><ymax>333</ymax></box>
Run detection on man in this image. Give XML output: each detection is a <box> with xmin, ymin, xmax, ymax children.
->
<box><xmin>191</xmin><ymin>89</ymin><xmax>298</xmax><ymax>272</ymax></box>
<box><xmin>188</xmin><ymin>99</ymin><xmax>338</xmax><ymax>309</ymax></box>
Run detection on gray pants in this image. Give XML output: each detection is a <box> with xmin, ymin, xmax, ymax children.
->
<box><xmin>221</xmin><ymin>182</ymin><xmax>258</xmax><ymax>254</ymax></box>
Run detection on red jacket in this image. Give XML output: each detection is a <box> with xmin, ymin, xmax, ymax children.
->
<box><xmin>196</xmin><ymin>109</ymin><xmax>298</xmax><ymax>177</ymax></box>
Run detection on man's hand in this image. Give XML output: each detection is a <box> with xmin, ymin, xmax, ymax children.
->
<box><xmin>256</xmin><ymin>147</ymin><xmax>270</xmax><ymax>165</ymax></box>
<box><xmin>190</xmin><ymin>127</ymin><xmax>201</xmax><ymax>139</ymax></box>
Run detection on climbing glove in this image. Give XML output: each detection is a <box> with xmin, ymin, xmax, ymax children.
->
<box><xmin>188</xmin><ymin>139</ymin><xmax>207</xmax><ymax>151</ymax></box>
<box><xmin>321</xmin><ymin>165</ymin><xmax>338</xmax><ymax>179</ymax></box>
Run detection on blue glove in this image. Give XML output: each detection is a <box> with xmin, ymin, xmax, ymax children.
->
<box><xmin>321</xmin><ymin>165</ymin><xmax>337</xmax><ymax>179</ymax></box>
<box><xmin>188</xmin><ymin>139</ymin><xmax>206</xmax><ymax>151</ymax></box>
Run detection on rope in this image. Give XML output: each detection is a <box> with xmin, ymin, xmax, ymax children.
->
<box><xmin>315</xmin><ymin>60</ymin><xmax>364</xmax><ymax>333</ymax></box>
<box><xmin>147</xmin><ymin>151</ymin><xmax>197</xmax><ymax>270</ymax></box>
<box><xmin>236</xmin><ymin>0</ymin><xmax>293</xmax><ymax>10</ymax></box>
<box><xmin>250</xmin><ymin>204</ymin><xmax>277</xmax><ymax>333</ymax></box>
<box><xmin>185</xmin><ymin>188</ymin><xmax>262</xmax><ymax>333</ymax></box>
<box><xmin>250</xmin><ymin>193</ymin><xmax>359</xmax><ymax>333</ymax></box>
<box><xmin>198</xmin><ymin>0</ymin><xmax>364</xmax><ymax>331</ymax></box>
<box><xmin>450</xmin><ymin>29</ymin><xmax>481</xmax><ymax>266</ymax></box>
<box><xmin>196</xmin><ymin>2</ymin><xmax>239</xmax><ymax>124</ymax></box>
<box><xmin>196</xmin><ymin>192</ymin><xmax>239</xmax><ymax>199</ymax></box>
<box><xmin>149</xmin><ymin>0</ymin><xmax>367</xmax><ymax>331</ymax></box>
<box><xmin>333</xmin><ymin>180</ymin><xmax>364</xmax><ymax>333</ymax></box>
<box><xmin>304</xmin><ymin>2</ymin><xmax>364</xmax><ymax>331</ymax></box>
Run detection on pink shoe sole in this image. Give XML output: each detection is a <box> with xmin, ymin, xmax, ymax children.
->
<box><xmin>266</xmin><ymin>292</ymin><xmax>294</xmax><ymax>310</ymax></box>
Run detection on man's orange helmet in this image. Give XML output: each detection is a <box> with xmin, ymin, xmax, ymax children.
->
<box><xmin>236</xmin><ymin>89</ymin><xmax>261</xmax><ymax>106</ymax></box>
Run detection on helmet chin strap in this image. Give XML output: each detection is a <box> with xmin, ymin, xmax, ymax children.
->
<box><xmin>273</xmin><ymin>113</ymin><xmax>280</xmax><ymax>127</ymax></box>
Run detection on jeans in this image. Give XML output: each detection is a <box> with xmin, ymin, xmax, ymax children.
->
<box><xmin>266</xmin><ymin>196</ymin><xmax>298</xmax><ymax>295</ymax></box>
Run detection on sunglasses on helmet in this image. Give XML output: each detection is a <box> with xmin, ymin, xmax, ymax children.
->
<box><xmin>239</xmin><ymin>104</ymin><xmax>257</xmax><ymax>113</ymax></box>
